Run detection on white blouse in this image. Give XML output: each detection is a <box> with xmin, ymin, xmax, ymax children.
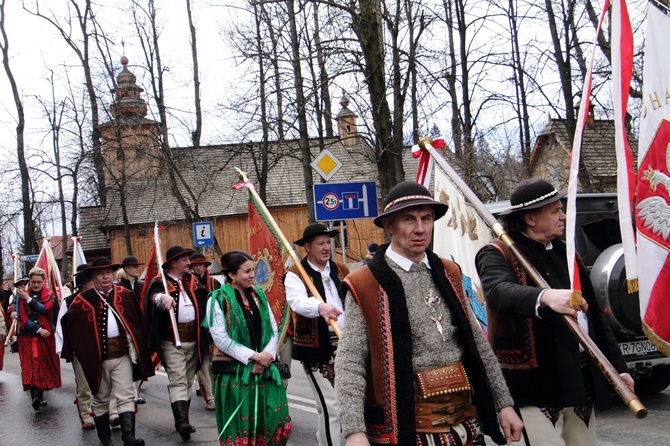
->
<box><xmin>206</xmin><ymin>292</ymin><xmax>278</xmax><ymax>365</ymax></box>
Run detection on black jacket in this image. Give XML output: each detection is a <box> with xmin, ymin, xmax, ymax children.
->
<box><xmin>476</xmin><ymin>233</ymin><xmax>627</xmax><ymax>410</ymax></box>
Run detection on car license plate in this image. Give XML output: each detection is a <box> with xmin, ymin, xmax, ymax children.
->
<box><xmin>619</xmin><ymin>340</ymin><xmax>659</xmax><ymax>356</ymax></box>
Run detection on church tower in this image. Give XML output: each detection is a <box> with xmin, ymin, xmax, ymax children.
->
<box><xmin>336</xmin><ymin>91</ymin><xmax>359</xmax><ymax>147</ymax></box>
<box><xmin>98</xmin><ymin>57</ymin><xmax>160</xmax><ymax>185</ymax></box>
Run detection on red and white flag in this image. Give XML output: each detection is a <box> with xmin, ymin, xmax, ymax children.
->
<box><xmin>35</xmin><ymin>239</ymin><xmax>65</xmax><ymax>302</ymax></box>
<box><xmin>71</xmin><ymin>236</ymin><xmax>87</xmax><ymax>275</ymax></box>
<box><xmin>566</xmin><ymin>0</ymin><xmax>637</xmax><ymax>299</ymax></box>
<box><xmin>636</xmin><ymin>0</ymin><xmax>670</xmax><ymax>356</ymax></box>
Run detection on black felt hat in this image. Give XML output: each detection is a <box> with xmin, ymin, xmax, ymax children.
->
<box><xmin>499</xmin><ymin>178</ymin><xmax>567</xmax><ymax>216</ymax></box>
<box><xmin>13</xmin><ymin>277</ymin><xmax>30</xmax><ymax>287</ymax></box>
<box><xmin>73</xmin><ymin>270</ymin><xmax>92</xmax><ymax>289</ymax></box>
<box><xmin>189</xmin><ymin>252</ymin><xmax>212</xmax><ymax>267</ymax></box>
<box><xmin>373</xmin><ymin>181</ymin><xmax>448</xmax><ymax>227</ymax></box>
<box><xmin>121</xmin><ymin>256</ymin><xmax>143</xmax><ymax>267</ymax></box>
<box><xmin>162</xmin><ymin>246</ymin><xmax>195</xmax><ymax>269</ymax></box>
<box><xmin>294</xmin><ymin>223</ymin><xmax>340</xmax><ymax>246</ymax></box>
<box><xmin>84</xmin><ymin>257</ymin><xmax>122</xmax><ymax>277</ymax></box>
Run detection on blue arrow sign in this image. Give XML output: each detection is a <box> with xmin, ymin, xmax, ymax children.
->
<box><xmin>314</xmin><ymin>181</ymin><xmax>378</xmax><ymax>221</ymax></box>
<box><xmin>193</xmin><ymin>222</ymin><xmax>214</xmax><ymax>247</ymax></box>
<box><xmin>20</xmin><ymin>254</ymin><xmax>39</xmax><ymax>262</ymax></box>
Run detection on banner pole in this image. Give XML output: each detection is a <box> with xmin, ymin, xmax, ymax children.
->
<box><xmin>235</xmin><ymin>168</ymin><xmax>342</xmax><ymax>338</ymax></box>
<box><xmin>418</xmin><ymin>137</ymin><xmax>646</xmax><ymax>418</ymax></box>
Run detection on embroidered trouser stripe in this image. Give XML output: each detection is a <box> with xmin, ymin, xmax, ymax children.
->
<box><xmin>305</xmin><ymin>366</ymin><xmax>340</xmax><ymax>446</ymax></box>
<box><xmin>518</xmin><ymin>406</ymin><xmax>596</xmax><ymax>446</ymax></box>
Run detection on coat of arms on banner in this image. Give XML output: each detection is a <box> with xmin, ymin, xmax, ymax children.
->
<box><xmin>253</xmin><ymin>248</ymin><xmax>276</xmax><ymax>293</ymax></box>
<box><xmin>637</xmin><ymin>119</ymin><xmax>670</xmax><ymax>244</ymax></box>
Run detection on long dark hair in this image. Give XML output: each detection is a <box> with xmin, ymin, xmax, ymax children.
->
<box><xmin>220</xmin><ymin>250</ymin><xmax>254</xmax><ymax>284</ymax></box>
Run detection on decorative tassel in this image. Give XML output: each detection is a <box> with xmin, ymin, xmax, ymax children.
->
<box><xmin>627</xmin><ymin>278</ymin><xmax>639</xmax><ymax>294</ymax></box>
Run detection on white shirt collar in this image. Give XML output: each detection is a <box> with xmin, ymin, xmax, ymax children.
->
<box><xmin>385</xmin><ymin>244</ymin><xmax>431</xmax><ymax>272</ymax></box>
<box><xmin>307</xmin><ymin>258</ymin><xmax>331</xmax><ymax>275</ymax></box>
<box><xmin>521</xmin><ymin>231</ymin><xmax>553</xmax><ymax>250</ymax></box>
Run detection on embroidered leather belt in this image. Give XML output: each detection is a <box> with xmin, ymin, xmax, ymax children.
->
<box><xmin>211</xmin><ymin>346</ymin><xmax>234</xmax><ymax>361</ymax></box>
<box><xmin>177</xmin><ymin>321</ymin><xmax>197</xmax><ymax>342</ymax></box>
<box><xmin>107</xmin><ymin>336</ymin><xmax>126</xmax><ymax>360</ymax></box>
<box><xmin>413</xmin><ymin>362</ymin><xmax>478</xmax><ymax>433</ymax></box>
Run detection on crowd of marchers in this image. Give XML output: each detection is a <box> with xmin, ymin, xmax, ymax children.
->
<box><xmin>0</xmin><ymin>177</ymin><xmax>634</xmax><ymax>446</ymax></box>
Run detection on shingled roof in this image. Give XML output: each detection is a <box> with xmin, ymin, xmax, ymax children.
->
<box><xmin>78</xmin><ymin>133</ymin><xmax>469</xmax><ymax>253</ymax></box>
<box><xmin>528</xmin><ymin>119</ymin><xmax>638</xmax><ymax>191</ymax></box>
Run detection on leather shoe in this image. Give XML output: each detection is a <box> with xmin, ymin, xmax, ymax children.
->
<box><xmin>82</xmin><ymin>422</ymin><xmax>96</xmax><ymax>430</ymax></box>
<box><xmin>110</xmin><ymin>416</ymin><xmax>120</xmax><ymax>428</ymax></box>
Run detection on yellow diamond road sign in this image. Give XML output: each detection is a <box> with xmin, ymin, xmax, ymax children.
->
<box><xmin>311</xmin><ymin>149</ymin><xmax>343</xmax><ymax>181</ymax></box>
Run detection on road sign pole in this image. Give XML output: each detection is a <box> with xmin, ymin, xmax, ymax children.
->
<box><xmin>340</xmin><ymin>221</ymin><xmax>347</xmax><ymax>264</ymax></box>
<box><xmin>362</xmin><ymin>184</ymin><xmax>369</xmax><ymax>216</ymax></box>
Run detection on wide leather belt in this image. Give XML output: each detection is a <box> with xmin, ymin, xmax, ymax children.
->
<box><xmin>177</xmin><ymin>321</ymin><xmax>197</xmax><ymax>343</ymax></box>
<box><xmin>413</xmin><ymin>362</ymin><xmax>478</xmax><ymax>433</ymax></box>
<box><xmin>107</xmin><ymin>336</ymin><xmax>126</xmax><ymax>360</ymax></box>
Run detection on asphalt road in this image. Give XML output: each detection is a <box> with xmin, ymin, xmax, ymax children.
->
<box><xmin>1</xmin><ymin>351</ymin><xmax>669</xmax><ymax>445</ymax></box>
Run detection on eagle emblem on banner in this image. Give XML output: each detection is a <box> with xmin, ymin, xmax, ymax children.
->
<box><xmin>637</xmin><ymin>119</ymin><xmax>670</xmax><ymax>245</ymax></box>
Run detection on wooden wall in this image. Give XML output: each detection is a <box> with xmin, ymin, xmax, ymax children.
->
<box><xmin>108</xmin><ymin>205</ymin><xmax>385</xmax><ymax>267</ymax></box>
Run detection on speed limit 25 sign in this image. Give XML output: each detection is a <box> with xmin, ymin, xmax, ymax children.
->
<box><xmin>313</xmin><ymin>181</ymin><xmax>378</xmax><ymax>221</ymax></box>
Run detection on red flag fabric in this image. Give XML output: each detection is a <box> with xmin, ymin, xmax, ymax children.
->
<box><xmin>139</xmin><ymin>240</ymin><xmax>158</xmax><ymax>313</ymax></box>
<box><xmin>636</xmin><ymin>0</ymin><xmax>670</xmax><ymax>356</ymax></box>
<box><xmin>248</xmin><ymin>192</ymin><xmax>290</xmax><ymax>346</ymax></box>
<box><xmin>34</xmin><ymin>239</ymin><xmax>65</xmax><ymax>302</ymax></box>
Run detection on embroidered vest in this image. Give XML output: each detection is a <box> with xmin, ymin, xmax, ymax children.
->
<box><xmin>287</xmin><ymin>258</ymin><xmax>349</xmax><ymax>363</ymax></box>
<box><xmin>344</xmin><ymin>249</ymin><xmax>505</xmax><ymax>445</ymax></box>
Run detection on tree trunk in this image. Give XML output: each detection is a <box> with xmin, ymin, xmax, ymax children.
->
<box><xmin>350</xmin><ymin>0</ymin><xmax>405</xmax><ymax>199</ymax></box>
<box><xmin>287</xmin><ymin>0</ymin><xmax>316</xmax><ymax>222</ymax></box>
<box><xmin>0</xmin><ymin>0</ymin><xmax>37</xmax><ymax>255</ymax></box>
<box><xmin>186</xmin><ymin>0</ymin><xmax>202</xmax><ymax>148</ymax></box>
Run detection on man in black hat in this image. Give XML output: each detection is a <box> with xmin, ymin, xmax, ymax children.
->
<box><xmin>118</xmin><ymin>256</ymin><xmax>144</xmax><ymax>301</ymax></box>
<box><xmin>284</xmin><ymin>222</ymin><xmax>350</xmax><ymax>446</ymax></box>
<box><xmin>335</xmin><ymin>181</ymin><xmax>523</xmax><ymax>446</ymax></box>
<box><xmin>145</xmin><ymin>246</ymin><xmax>209</xmax><ymax>441</ymax></box>
<box><xmin>475</xmin><ymin>178</ymin><xmax>633</xmax><ymax>446</ymax></box>
<box><xmin>189</xmin><ymin>252</ymin><xmax>219</xmax><ymax>411</ymax></box>
<box><xmin>61</xmin><ymin>258</ymin><xmax>154</xmax><ymax>446</ymax></box>
<box><xmin>117</xmin><ymin>256</ymin><xmax>147</xmax><ymax>405</ymax></box>
<box><xmin>55</xmin><ymin>266</ymin><xmax>99</xmax><ymax>430</ymax></box>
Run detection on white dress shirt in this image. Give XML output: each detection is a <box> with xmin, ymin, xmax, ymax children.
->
<box><xmin>285</xmin><ymin>259</ymin><xmax>345</xmax><ymax>331</ymax></box>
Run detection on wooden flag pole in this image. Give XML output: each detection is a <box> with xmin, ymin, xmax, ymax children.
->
<box><xmin>4</xmin><ymin>252</ymin><xmax>19</xmax><ymax>346</ymax></box>
<box><xmin>154</xmin><ymin>222</ymin><xmax>182</xmax><ymax>350</ymax></box>
<box><xmin>235</xmin><ymin>168</ymin><xmax>342</xmax><ymax>338</ymax></box>
<box><xmin>418</xmin><ymin>137</ymin><xmax>647</xmax><ymax>419</ymax></box>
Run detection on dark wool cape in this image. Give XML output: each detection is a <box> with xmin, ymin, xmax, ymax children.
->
<box><xmin>61</xmin><ymin>285</ymin><xmax>154</xmax><ymax>394</ymax></box>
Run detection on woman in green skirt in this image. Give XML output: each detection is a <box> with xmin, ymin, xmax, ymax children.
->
<box><xmin>205</xmin><ymin>250</ymin><xmax>291</xmax><ymax>446</ymax></box>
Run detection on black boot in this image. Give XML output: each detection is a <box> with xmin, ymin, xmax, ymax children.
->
<box><xmin>94</xmin><ymin>413</ymin><xmax>113</xmax><ymax>446</ymax></box>
<box><xmin>120</xmin><ymin>412</ymin><xmax>145</xmax><ymax>446</ymax></box>
<box><xmin>38</xmin><ymin>389</ymin><xmax>47</xmax><ymax>406</ymax></box>
<box><xmin>170</xmin><ymin>400</ymin><xmax>196</xmax><ymax>441</ymax></box>
<box><xmin>29</xmin><ymin>387</ymin><xmax>41</xmax><ymax>411</ymax></box>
